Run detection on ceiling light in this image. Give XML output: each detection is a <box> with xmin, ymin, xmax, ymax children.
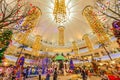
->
<box><xmin>53</xmin><ymin>0</ymin><xmax>67</xmax><ymax>24</ymax></box>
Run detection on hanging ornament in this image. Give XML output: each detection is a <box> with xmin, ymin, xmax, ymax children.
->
<box><xmin>0</xmin><ymin>13</ymin><xmax>3</xmax><ymax>16</ymax></box>
<box><xmin>112</xmin><ymin>21</ymin><xmax>120</xmax><ymax>29</ymax></box>
<box><xmin>18</xmin><ymin>4</ymin><xmax>21</xmax><ymax>7</ymax></box>
<box><xmin>112</xmin><ymin>21</ymin><xmax>120</xmax><ymax>37</ymax></box>
<box><xmin>30</xmin><ymin>3</ymin><xmax>32</xmax><ymax>6</ymax></box>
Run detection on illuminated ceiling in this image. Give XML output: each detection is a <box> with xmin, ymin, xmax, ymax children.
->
<box><xmin>26</xmin><ymin>0</ymin><xmax>96</xmax><ymax>46</ymax></box>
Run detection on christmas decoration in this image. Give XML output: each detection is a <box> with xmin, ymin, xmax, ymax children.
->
<box><xmin>0</xmin><ymin>0</ymin><xmax>29</xmax><ymax>29</ymax></box>
<box><xmin>95</xmin><ymin>0</ymin><xmax>120</xmax><ymax>21</ymax></box>
<box><xmin>0</xmin><ymin>0</ymin><xmax>42</xmax><ymax>33</ymax></box>
<box><xmin>69</xmin><ymin>59</ymin><xmax>74</xmax><ymax>70</ymax></box>
<box><xmin>112</xmin><ymin>20</ymin><xmax>120</xmax><ymax>46</ymax></box>
<box><xmin>0</xmin><ymin>29</ymin><xmax>13</xmax><ymax>63</ymax></box>
<box><xmin>94</xmin><ymin>0</ymin><xmax>120</xmax><ymax>36</ymax></box>
<box><xmin>112</xmin><ymin>20</ymin><xmax>120</xmax><ymax>37</ymax></box>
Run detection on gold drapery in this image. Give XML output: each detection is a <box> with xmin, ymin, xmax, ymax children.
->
<box><xmin>82</xmin><ymin>6</ymin><xmax>110</xmax><ymax>43</ymax></box>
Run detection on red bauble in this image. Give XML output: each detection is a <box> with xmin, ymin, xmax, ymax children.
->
<box><xmin>30</xmin><ymin>3</ymin><xmax>32</xmax><ymax>6</ymax></box>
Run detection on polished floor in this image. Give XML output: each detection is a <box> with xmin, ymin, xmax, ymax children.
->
<box><xmin>25</xmin><ymin>75</ymin><xmax>101</xmax><ymax>80</ymax></box>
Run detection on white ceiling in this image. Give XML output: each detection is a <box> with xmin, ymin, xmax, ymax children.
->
<box><xmin>26</xmin><ymin>0</ymin><xmax>96</xmax><ymax>45</ymax></box>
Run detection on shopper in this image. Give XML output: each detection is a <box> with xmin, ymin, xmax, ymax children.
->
<box><xmin>46</xmin><ymin>72</ymin><xmax>50</xmax><ymax>80</ymax></box>
<box><xmin>81</xmin><ymin>69</ymin><xmax>87</xmax><ymax>80</ymax></box>
<box><xmin>38</xmin><ymin>68</ymin><xmax>42</xmax><ymax>80</ymax></box>
<box><xmin>53</xmin><ymin>68</ymin><xmax>57</xmax><ymax>80</ymax></box>
<box><xmin>16</xmin><ymin>69</ymin><xmax>21</xmax><ymax>80</ymax></box>
<box><xmin>23</xmin><ymin>68</ymin><xmax>26</xmax><ymax>80</ymax></box>
<box><xmin>26</xmin><ymin>66</ymin><xmax>29</xmax><ymax>78</ymax></box>
<box><xmin>101</xmin><ymin>72</ymin><xmax>109</xmax><ymax>80</ymax></box>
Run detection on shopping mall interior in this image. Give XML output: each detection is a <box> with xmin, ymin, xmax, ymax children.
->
<box><xmin>0</xmin><ymin>0</ymin><xmax>120</xmax><ymax>80</ymax></box>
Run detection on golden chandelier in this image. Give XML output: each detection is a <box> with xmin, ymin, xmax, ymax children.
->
<box><xmin>53</xmin><ymin>0</ymin><xmax>67</xmax><ymax>24</ymax></box>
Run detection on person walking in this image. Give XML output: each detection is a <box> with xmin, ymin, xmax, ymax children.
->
<box><xmin>53</xmin><ymin>68</ymin><xmax>57</xmax><ymax>80</ymax></box>
<box><xmin>101</xmin><ymin>74</ymin><xmax>109</xmax><ymax>80</ymax></box>
<box><xmin>46</xmin><ymin>72</ymin><xmax>50</xmax><ymax>80</ymax></box>
<box><xmin>81</xmin><ymin>69</ymin><xmax>87</xmax><ymax>80</ymax></box>
<box><xmin>23</xmin><ymin>68</ymin><xmax>26</xmax><ymax>80</ymax></box>
<box><xmin>38</xmin><ymin>68</ymin><xmax>42</xmax><ymax>80</ymax></box>
<box><xmin>26</xmin><ymin>66</ymin><xmax>29</xmax><ymax>78</ymax></box>
<box><xmin>11</xmin><ymin>70</ymin><xmax>16</xmax><ymax>80</ymax></box>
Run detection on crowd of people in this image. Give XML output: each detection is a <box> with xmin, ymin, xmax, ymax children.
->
<box><xmin>73</xmin><ymin>62</ymin><xmax>120</xmax><ymax>80</ymax></box>
<box><xmin>0</xmin><ymin>61</ymin><xmax>120</xmax><ymax>80</ymax></box>
<box><xmin>0</xmin><ymin>65</ymin><xmax>58</xmax><ymax>80</ymax></box>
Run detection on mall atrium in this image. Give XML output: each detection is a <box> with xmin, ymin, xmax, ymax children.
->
<box><xmin>0</xmin><ymin>0</ymin><xmax>120</xmax><ymax>80</ymax></box>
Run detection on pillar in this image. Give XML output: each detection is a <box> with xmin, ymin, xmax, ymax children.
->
<box><xmin>19</xmin><ymin>30</ymin><xmax>31</xmax><ymax>44</ymax></box>
<box><xmin>83</xmin><ymin>34</ymin><xmax>93</xmax><ymax>52</ymax></box>
<box><xmin>82</xmin><ymin>5</ymin><xmax>110</xmax><ymax>43</ymax></box>
<box><xmin>22</xmin><ymin>7</ymin><xmax>41</xmax><ymax>29</ymax></box>
<box><xmin>18</xmin><ymin>7</ymin><xmax>41</xmax><ymax>45</ymax></box>
<box><xmin>72</xmin><ymin>41</ymin><xmax>78</xmax><ymax>55</ymax></box>
<box><xmin>32</xmin><ymin>35</ymin><xmax>42</xmax><ymax>56</ymax></box>
<box><xmin>58</xmin><ymin>26</ymin><xmax>64</xmax><ymax>46</ymax></box>
<box><xmin>99</xmin><ymin>52</ymin><xmax>103</xmax><ymax>57</ymax></box>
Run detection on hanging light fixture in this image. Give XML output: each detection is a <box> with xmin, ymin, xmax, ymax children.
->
<box><xmin>53</xmin><ymin>0</ymin><xmax>67</xmax><ymax>24</ymax></box>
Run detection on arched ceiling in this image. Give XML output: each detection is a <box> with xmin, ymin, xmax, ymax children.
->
<box><xmin>26</xmin><ymin>0</ymin><xmax>96</xmax><ymax>45</ymax></box>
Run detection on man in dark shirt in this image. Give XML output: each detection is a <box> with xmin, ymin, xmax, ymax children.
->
<box><xmin>53</xmin><ymin>68</ymin><xmax>57</xmax><ymax>80</ymax></box>
<box><xmin>81</xmin><ymin>69</ymin><xmax>87</xmax><ymax>80</ymax></box>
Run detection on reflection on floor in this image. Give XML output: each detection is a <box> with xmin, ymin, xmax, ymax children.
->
<box><xmin>26</xmin><ymin>75</ymin><xmax>101</xmax><ymax>80</ymax></box>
